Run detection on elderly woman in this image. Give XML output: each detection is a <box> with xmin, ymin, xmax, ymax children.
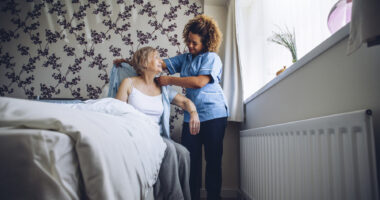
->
<box><xmin>115</xmin><ymin>46</ymin><xmax>200</xmax><ymax>200</ymax></box>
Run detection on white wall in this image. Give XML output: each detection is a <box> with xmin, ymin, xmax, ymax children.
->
<box><xmin>204</xmin><ymin>4</ymin><xmax>227</xmax><ymax>62</ymax></box>
<box><xmin>242</xmin><ymin>36</ymin><xmax>380</xmax><ymax>185</ymax></box>
<box><xmin>242</xmin><ymin>37</ymin><xmax>380</xmax><ymax>131</ymax></box>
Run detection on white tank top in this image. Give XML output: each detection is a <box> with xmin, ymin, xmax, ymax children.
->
<box><xmin>127</xmin><ymin>79</ymin><xmax>163</xmax><ymax>125</ymax></box>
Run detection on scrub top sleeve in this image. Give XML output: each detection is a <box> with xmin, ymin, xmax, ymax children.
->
<box><xmin>163</xmin><ymin>54</ymin><xmax>186</xmax><ymax>74</ymax></box>
<box><xmin>197</xmin><ymin>53</ymin><xmax>223</xmax><ymax>83</ymax></box>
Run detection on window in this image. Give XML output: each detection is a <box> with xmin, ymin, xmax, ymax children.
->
<box><xmin>236</xmin><ymin>0</ymin><xmax>350</xmax><ymax>100</ymax></box>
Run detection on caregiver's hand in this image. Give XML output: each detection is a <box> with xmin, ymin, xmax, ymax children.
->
<box><xmin>155</xmin><ymin>76</ymin><xmax>171</xmax><ymax>86</ymax></box>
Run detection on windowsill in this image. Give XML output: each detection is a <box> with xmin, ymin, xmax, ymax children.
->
<box><xmin>243</xmin><ymin>24</ymin><xmax>350</xmax><ymax>105</ymax></box>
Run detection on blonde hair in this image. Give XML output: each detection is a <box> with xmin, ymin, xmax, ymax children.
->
<box><xmin>183</xmin><ymin>14</ymin><xmax>222</xmax><ymax>53</ymax></box>
<box><xmin>130</xmin><ymin>47</ymin><xmax>157</xmax><ymax>75</ymax></box>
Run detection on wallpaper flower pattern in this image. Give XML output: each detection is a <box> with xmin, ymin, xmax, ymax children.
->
<box><xmin>0</xmin><ymin>0</ymin><xmax>202</xmax><ymax>139</ymax></box>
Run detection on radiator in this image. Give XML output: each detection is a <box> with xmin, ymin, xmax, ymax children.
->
<box><xmin>240</xmin><ymin>110</ymin><xmax>378</xmax><ymax>200</ymax></box>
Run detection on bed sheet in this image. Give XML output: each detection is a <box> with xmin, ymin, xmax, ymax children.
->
<box><xmin>0</xmin><ymin>97</ymin><xmax>166</xmax><ymax>200</ymax></box>
<box><xmin>0</xmin><ymin>127</ymin><xmax>83</xmax><ymax>200</ymax></box>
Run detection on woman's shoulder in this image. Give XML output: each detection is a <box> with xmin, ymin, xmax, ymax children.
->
<box><xmin>199</xmin><ymin>52</ymin><xmax>222</xmax><ymax>64</ymax></box>
<box><xmin>121</xmin><ymin>77</ymin><xmax>137</xmax><ymax>88</ymax></box>
<box><xmin>200</xmin><ymin>52</ymin><xmax>220</xmax><ymax>59</ymax></box>
<box><xmin>121</xmin><ymin>76</ymin><xmax>136</xmax><ymax>82</ymax></box>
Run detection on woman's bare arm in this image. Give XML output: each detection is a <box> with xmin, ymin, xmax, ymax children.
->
<box><xmin>171</xmin><ymin>94</ymin><xmax>200</xmax><ymax>135</ymax></box>
<box><xmin>115</xmin><ymin>78</ymin><xmax>132</xmax><ymax>102</ymax></box>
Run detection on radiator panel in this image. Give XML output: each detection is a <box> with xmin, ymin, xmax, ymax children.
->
<box><xmin>240</xmin><ymin>110</ymin><xmax>378</xmax><ymax>200</ymax></box>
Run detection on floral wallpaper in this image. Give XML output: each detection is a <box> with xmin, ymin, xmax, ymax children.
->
<box><xmin>0</xmin><ymin>0</ymin><xmax>202</xmax><ymax>140</ymax></box>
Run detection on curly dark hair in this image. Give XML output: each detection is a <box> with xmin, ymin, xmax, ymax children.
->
<box><xmin>183</xmin><ymin>14</ymin><xmax>222</xmax><ymax>53</ymax></box>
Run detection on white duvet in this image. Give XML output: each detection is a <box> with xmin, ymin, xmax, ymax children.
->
<box><xmin>0</xmin><ymin>97</ymin><xmax>166</xmax><ymax>200</ymax></box>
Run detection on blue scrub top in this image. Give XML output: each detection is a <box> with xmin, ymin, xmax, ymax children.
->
<box><xmin>164</xmin><ymin>52</ymin><xmax>229</xmax><ymax>122</ymax></box>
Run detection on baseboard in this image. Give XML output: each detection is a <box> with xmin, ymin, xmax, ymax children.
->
<box><xmin>239</xmin><ymin>189</ymin><xmax>252</xmax><ymax>200</ymax></box>
<box><xmin>200</xmin><ymin>188</ymin><xmax>239</xmax><ymax>199</ymax></box>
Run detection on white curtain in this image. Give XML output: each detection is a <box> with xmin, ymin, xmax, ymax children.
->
<box><xmin>222</xmin><ymin>0</ymin><xmax>244</xmax><ymax>122</ymax></box>
<box><xmin>347</xmin><ymin>0</ymin><xmax>380</xmax><ymax>54</ymax></box>
<box><xmin>235</xmin><ymin>0</ymin><xmax>337</xmax><ymax>100</ymax></box>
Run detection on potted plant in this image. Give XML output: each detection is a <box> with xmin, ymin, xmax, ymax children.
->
<box><xmin>268</xmin><ymin>26</ymin><xmax>298</xmax><ymax>63</ymax></box>
<box><xmin>268</xmin><ymin>26</ymin><xmax>297</xmax><ymax>76</ymax></box>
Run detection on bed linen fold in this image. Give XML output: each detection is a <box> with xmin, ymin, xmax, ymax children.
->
<box><xmin>0</xmin><ymin>97</ymin><xmax>166</xmax><ymax>200</ymax></box>
<box><xmin>0</xmin><ymin>127</ymin><xmax>82</xmax><ymax>200</ymax></box>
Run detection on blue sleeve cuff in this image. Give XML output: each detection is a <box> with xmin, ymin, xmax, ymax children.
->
<box><xmin>198</xmin><ymin>68</ymin><xmax>217</xmax><ymax>83</ymax></box>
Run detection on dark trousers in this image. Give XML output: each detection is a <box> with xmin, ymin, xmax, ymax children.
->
<box><xmin>181</xmin><ymin>117</ymin><xmax>227</xmax><ymax>200</ymax></box>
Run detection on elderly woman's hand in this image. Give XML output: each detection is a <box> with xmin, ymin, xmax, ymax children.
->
<box><xmin>189</xmin><ymin>111</ymin><xmax>200</xmax><ymax>135</ymax></box>
<box><xmin>170</xmin><ymin>94</ymin><xmax>200</xmax><ymax>135</ymax></box>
